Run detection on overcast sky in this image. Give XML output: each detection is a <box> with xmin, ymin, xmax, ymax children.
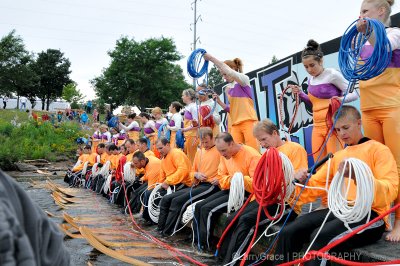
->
<box><xmin>1</xmin><ymin>0</ymin><xmax>400</xmax><ymax>100</ymax></box>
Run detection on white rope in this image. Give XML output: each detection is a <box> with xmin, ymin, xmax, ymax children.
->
<box><xmin>99</xmin><ymin>160</ymin><xmax>111</xmax><ymax>177</ymax></box>
<box><xmin>148</xmin><ymin>184</ymin><xmax>172</xmax><ymax>223</ymax></box>
<box><xmin>81</xmin><ymin>161</ymin><xmax>89</xmax><ymax>176</ymax></box>
<box><xmin>103</xmin><ymin>173</ymin><xmax>113</xmax><ymax>194</ymax></box>
<box><xmin>328</xmin><ymin>158</ymin><xmax>375</xmax><ymax>230</ymax></box>
<box><xmin>224</xmin><ymin>204</ymin><xmax>288</xmax><ymax>266</ymax></box>
<box><xmin>294</xmin><ymin>157</ymin><xmax>332</xmax><ymax>192</ymax></box>
<box><xmin>227</xmin><ymin>172</ymin><xmax>245</xmax><ymax>214</ymax></box>
<box><xmin>303</xmin><ymin>157</ymin><xmax>375</xmax><ymax>258</ymax></box>
<box><xmin>182</xmin><ymin>199</ymin><xmax>204</xmax><ymax>224</ymax></box>
<box><xmin>123</xmin><ymin>162</ymin><xmax>136</xmax><ymax>182</ymax></box>
<box><xmin>139</xmin><ymin>183</ymin><xmax>159</xmax><ymax>208</ymax></box>
<box><xmin>91</xmin><ymin>163</ymin><xmax>101</xmax><ymax>177</ymax></box>
<box><xmin>279</xmin><ymin>152</ymin><xmax>295</xmax><ymax>202</ymax></box>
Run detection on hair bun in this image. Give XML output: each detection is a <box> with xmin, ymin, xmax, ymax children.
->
<box><xmin>387</xmin><ymin>0</ymin><xmax>394</xmax><ymax>6</ymax></box>
<box><xmin>306</xmin><ymin>39</ymin><xmax>320</xmax><ymax>50</ymax></box>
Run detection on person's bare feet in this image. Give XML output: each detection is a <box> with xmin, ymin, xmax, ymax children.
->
<box><xmin>386</xmin><ymin>220</ymin><xmax>400</xmax><ymax>242</ymax></box>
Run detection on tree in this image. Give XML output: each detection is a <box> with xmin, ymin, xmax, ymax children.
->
<box><xmin>62</xmin><ymin>82</ymin><xmax>83</xmax><ymax>103</ymax></box>
<box><xmin>92</xmin><ymin>36</ymin><xmax>190</xmax><ymax>111</ymax></box>
<box><xmin>207</xmin><ymin>65</ymin><xmax>224</xmax><ymax>89</ymax></box>
<box><xmin>268</xmin><ymin>55</ymin><xmax>279</xmax><ymax>65</ymax></box>
<box><xmin>32</xmin><ymin>49</ymin><xmax>72</xmax><ymax>110</ymax></box>
<box><xmin>0</xmin><ymin>30</ymin><xmax>38</xmax><ymax>105</ymax></box>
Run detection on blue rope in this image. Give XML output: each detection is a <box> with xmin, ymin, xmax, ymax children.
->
<box><xmin>339</xmin><ymin>18</ymin><xmax>392</xmax><ymax>82</ymax></box>
<box><xmin>176</xmin><ymin>129</ymin><xmax>185</xmax><ymax>149</ymax></box>
<box><xmin>187</xmin><ymin>48</ymin><xmax>209</xmax><ymax>86</ymax></box>
<box><xmin>249</xmin><ymin>18</ymin><xmax>393</xmax><ymax>266</ymax></box>
<box><xmin>157</xmin><ymin>123</ymin><xmax>170</xmax><ymax>141</ymax></box>
<box><xmin>143</xmin><ymin>136</ymin><xmax>151</xmax><ymax>150</ymax></box>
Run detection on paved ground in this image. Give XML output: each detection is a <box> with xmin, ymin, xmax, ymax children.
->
<box><xmin>20</xmin><ymin>178</ymin><xmax>216</xmax><ymax>266</ymax></box>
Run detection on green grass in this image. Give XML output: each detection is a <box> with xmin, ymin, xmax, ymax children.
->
<box><xmin>0</xmin><ymin>110</ymin><xmax>82</xmax><ymax>170</ymax></box>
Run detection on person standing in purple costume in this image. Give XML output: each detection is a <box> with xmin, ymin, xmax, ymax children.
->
<box><xmin>290</xmin><ymin>39</ymin><xmax>359</xmax><ymax>161</ymax></box>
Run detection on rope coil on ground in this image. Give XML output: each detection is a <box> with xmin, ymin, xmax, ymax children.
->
<box><xmin>148</xmin><ymin>184</ymin><xmax>172</xmax><ymax>223</ymax></box>
<box><xmin>227</xmin><ymin>172</ymin><xmax>245</xmax><ymax>214</ymax></box>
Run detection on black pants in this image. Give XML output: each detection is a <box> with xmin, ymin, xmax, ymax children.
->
<box><xmin>128</xmin><ymin>182</ymin><xmax>148</xmax><ymax>213</ymax></box>
<box><xmin>3</xmin><ymin>101</ymin><xmax>6</xmax><ymax>109</ymax></box>
<box><xmin>142</xmin><ymin>187</ymin><xmax>168</xmax><ymax>223</ymax></box>
<box><xmin>193</xmin><ymin>189</ymin><xmax>231</xmax><ymax>250</ymax></box>
<box><xmin>158</xmin><ymin>183</ymin><xmax>220</xmax><ymax>235</ymax></box>
<box><xmin>272</xmin><ymin>208</ymin><xmax>385</xmax><ymax>266</ymax></box>
<box><xmin>220</xmin><ymin>201</ymin><xmax>297</xmax><ymax>265</ymax></box>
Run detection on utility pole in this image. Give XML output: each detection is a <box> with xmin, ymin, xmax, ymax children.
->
<box><xmin>191</xmin><ymin>0</ymin><xmax>202</xmax><ymax>89</ymax></box>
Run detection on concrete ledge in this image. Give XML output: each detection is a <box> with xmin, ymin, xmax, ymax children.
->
<box><xmin>213</xmin><ymin>213</ymin><xmax>400</xmax><ymax>263</ymax></box>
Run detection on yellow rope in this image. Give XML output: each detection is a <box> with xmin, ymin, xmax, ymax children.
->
<box><xmin>79</xmin><ymin>227</ymin><xmax>152</xmax><ymax>266</ymax></box>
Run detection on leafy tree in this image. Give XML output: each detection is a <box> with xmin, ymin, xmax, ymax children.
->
<box><xmin>62</xmin><ymin>83</ymin><xmax>83</xmax><ymax>104</ymax></box>
<box><xmin>32</xmin><ymin>49</ymin><xmax>72</xmax><ymax>110</ymax></box>
<box><xmin>0</xmin><ymin>30</ymin><xmax>38</xmax><ymax>106</ymax></box>
<box><xmin>93</xmin><ymin>98</ymin><xmax>106</xmax><ymax>114</ymax></box>
<box><xmin>207</xmin><ymin>65</ymin><xmax>224</xmax><ymax>88</ymax></box>
<box><xmin>268</xmin><ymin>55</ymin><xmax>279</xmax><ymax>65</ymax></box>
<box><xmin>92</xmin><ymin>36</ymin><xmax>190</xmax><ymax>111</ymax></box>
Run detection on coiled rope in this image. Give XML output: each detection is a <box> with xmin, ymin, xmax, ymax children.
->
<box><xmin>123</xmin><ymin>162</ymin><xmax>136</xmax><ymax>183</ymax></box>
<box><xmin>328</xmin><ymin>158</ymin><xmax>375</xmax><ymax>230</ymax></box>
<box><xmin>187</xmin><ymin>48</ymin><xmax>209</xmax><ymax>83</ymax></box>
<box><xmin>148</xmin><ymin>184</ymin><xmax>173</xmax><ymax>223</ymax></box>
<box><xmin>279</xmin><ymin>86</ymin><xmax>300</xmax><ymax>136</ymax></box>
<box><xmin>157</xmin><ymin>123</ymin><xmax>170</xmax><ymax>141</ymax></box>
<box><xmin>175</xmin><ymin>129</ymin><xmax>185</xmax><ymax>149</ymax></box>
<box><xmin>227</xmin><ymin>172</ymin><xmax>245</xmax><ymax>214</ymax></box>
<box><xmin>339</xmin><ymin>18</ymin><xmax>392</xmax><ymax>82</ymax></box>
<box><xmin>215</xmin><ymin>148</ymin><xmax>293</xmax><ymax>266</ymax></box>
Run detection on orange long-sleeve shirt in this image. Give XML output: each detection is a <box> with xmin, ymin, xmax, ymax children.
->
<box><xmin>72</xmin><ymin>154</ymin><xmax>90</xmax><ymax>172</ymax></box>
<box><xmin>190</xmin><ymin>145</ymin><xmax>221</xmax><ymax>183</ymax></box>
<box><xmin>100</xmin><ymin>153</ymin><xmax>111</xmax><ymax>165</ymax></box>
<box><xmin>142</xmin><ymin>156</ymin><xmax>162</xmax><ymax>190</ymax></box>
<box><xmin>88</xmin><ymin>152</ymin><xmax>99</xmax><ymax>166</ymax></box>
<box><xmin>144</xmin><ymin>149</ymin><xmax>155</xmax><ymax>158</ymax></box>
<box><xmin>125</xmin><ymin>152</ymin><xmax>134</xmax><ymax>163</ymax></box>
<box><xmin>109</xmin><ymin>154</ymin><xmax>122</xmax><ymax>170</ymax></box>
<box><xmin>277</xmin><ymin>141</ymin><xmax>308</xmax><ymax>214</ymax></box>
<box><xmin>159</xmin><ymin>148</ymin><xmax>192</xmax><ymax>187</ymax></box>
<box><xmin>218</xmin><ymin>145</ymin><xmax>261</xmax><ymax>192</ymax></box>
<box><xmin>302</xmin><ymin>139</ymin><xmax>398</xmax><ymax>227</ymax></box>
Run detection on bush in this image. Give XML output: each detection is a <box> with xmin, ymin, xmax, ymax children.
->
<box><xmin>0</xmin><ymin>120</ymin><xmax>81</xmax><ymax>170</ymax></box>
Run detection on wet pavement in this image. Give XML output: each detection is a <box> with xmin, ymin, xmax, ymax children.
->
<box><xmin>20</xmin><ymin>178</ymin><xmax>217</xmax><ymax>266</ymax></box>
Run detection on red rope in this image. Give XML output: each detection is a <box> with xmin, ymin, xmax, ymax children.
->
<box><xmin>279</xmin><ymin>203</ymin><xmax>400</xmax><ymax>266</ymax></box>
<box><xmin>307</xmin><ymin>97</ymin><xmax>344</xmax><ymax>157</ymax></box>
<box><xmin>215</xmin><ymin>148</ymin><xmax>286</xmax><ymax>265</ymax></box>
<box><xmin>199</xmin><ymin>105</ymin><xmax>215</xmax><ymax>128</ymax></box>
<box><xmin>240</xmin><ymin>148</ymin><xmax>286</xmax><ymax>266</ymax></box>
<box><xmin>120</xmin><ymin>174</ymin><xmax>207</xmax><ymax>266</ymax></box>
<box><xmin>326</xmin><ymin>97</ymin><xmax>342</xmax><ymax>130</ymax></box>
<box><xmin>279</xmin><ymin>86</ymin><xmax>300</xmax><ymax>136</ymax></box>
